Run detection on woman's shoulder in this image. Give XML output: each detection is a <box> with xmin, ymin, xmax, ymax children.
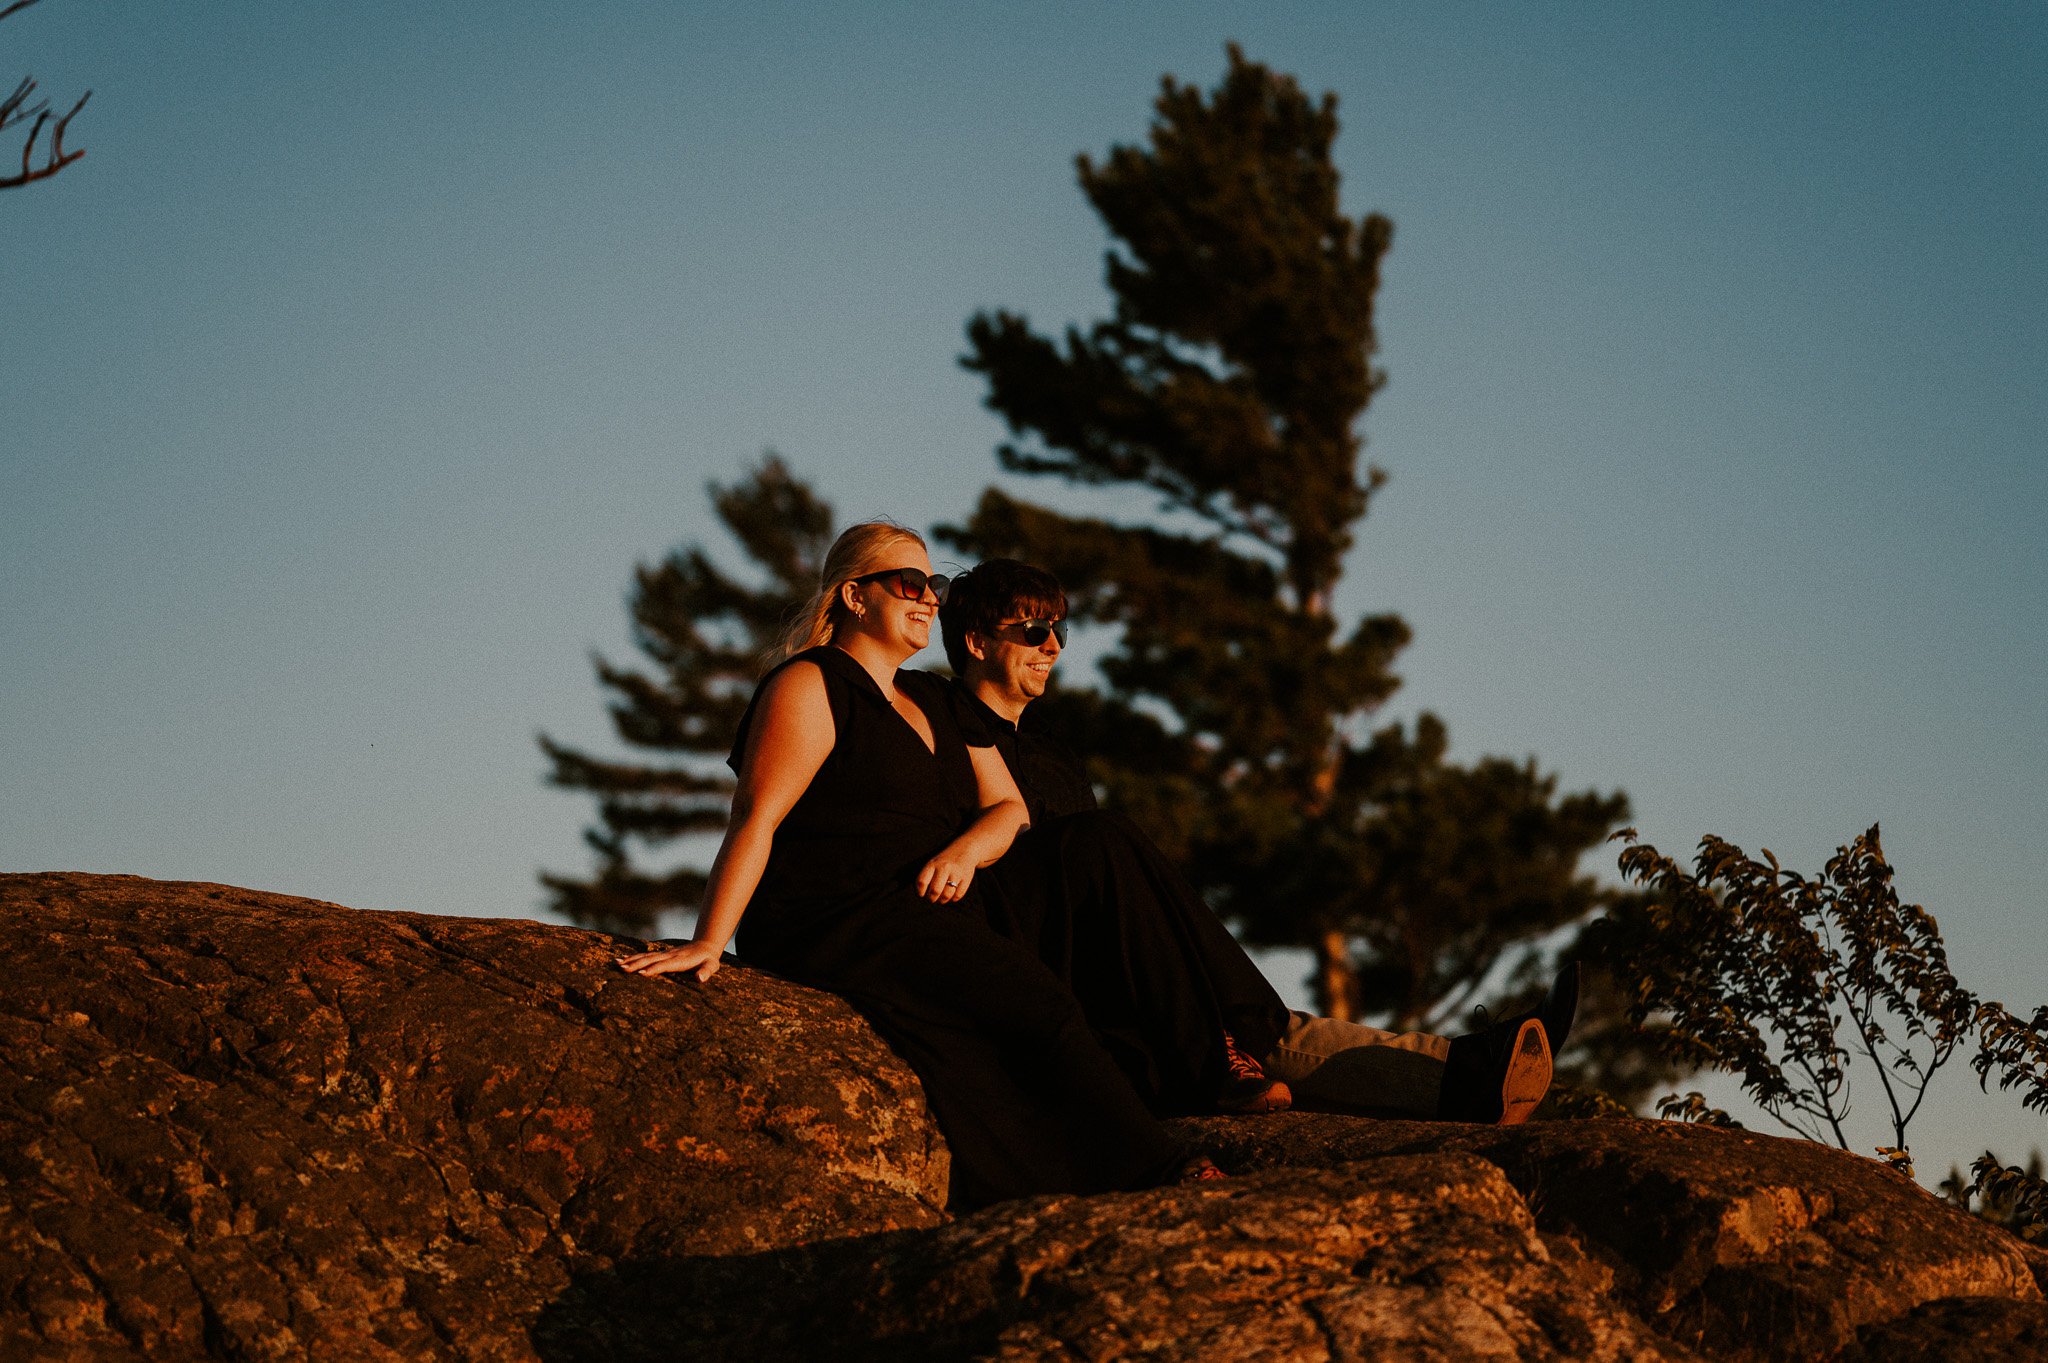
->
<box><xmin>763</xmin><ymin>649</ymin><xmax>894</xmax><ymax>727</ymax></box>
<box><xmin>729</xmin><ymin>651</ymin><xmax>839</xmax><ymax>773</ymax></box>
<box><xmin>757</xmin><ymin>651</ymin><xmax>832</xmax><ymax>696</ymax></box>
<box><xmin>759</xmin><ymin>647</ymin><xmax>828</xmax><ymax>682</ymax></box>
<box><xmin>762</xmin><ymin>646</ymin><xmax>885</xmax><ymax>703</ymax></box>
<box><xmin>771</xmin><ymin>645</ymin><xmax>839</xmax><ymax>673</ymax></box>
<box><xmin>786</xmin><ymin>644</ymin><xmax>892</xmax><ymax>690</ymax></box>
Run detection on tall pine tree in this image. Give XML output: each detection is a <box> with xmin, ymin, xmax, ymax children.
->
<box><xmin>538</xmin><ymin>454</ymin><xmax>829</xmax><ymax>935</ymax></box>
<box><xmin>949</xmin><ymin>47</ymin><xmax>1636</xmax><ymax>1041</ymax></box>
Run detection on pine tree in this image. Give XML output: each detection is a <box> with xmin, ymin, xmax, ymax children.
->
<box><xmin>949</xmin><ymin>47</ymin><xmax>1637</xmax><ymax>1044</ymax></box>
<box><xmin>538</xmin><ymin>454</ymin><xmax>830</xmax><ymax>935</ymax></box>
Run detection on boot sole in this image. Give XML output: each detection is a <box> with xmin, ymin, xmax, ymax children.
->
<box><xmin>1498</xmin><ymin>1020</ymin><xmax>1552</xmax><ymax>1125</ymax></box>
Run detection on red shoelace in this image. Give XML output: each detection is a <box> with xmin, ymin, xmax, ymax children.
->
<box><xmin>1223</xmin><ymin>1032</ymin><xmax>1267</xmax><ymax>1082</ymax></box>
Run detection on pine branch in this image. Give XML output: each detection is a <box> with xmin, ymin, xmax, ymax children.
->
<box><xmin>539</xmin><ymin>454</ymin><xmax>829</xmax><ymax>930</ymax></box>
<box><xmin>539</xmin><ymin>735</ymin><xmax>733</xmax><ymax>797</ymax></box>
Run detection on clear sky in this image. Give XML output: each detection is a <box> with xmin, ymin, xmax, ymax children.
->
<box><xmin>4</xmin><ymin>2</ymin><xmax>2043</xmax><ymax>1180</ymax></box>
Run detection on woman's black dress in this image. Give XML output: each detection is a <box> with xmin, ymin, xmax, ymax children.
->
<box><xmin>728</xmin><ymin>646</ymin><xmax>1182</xmax><ymax>1210</ymax></box>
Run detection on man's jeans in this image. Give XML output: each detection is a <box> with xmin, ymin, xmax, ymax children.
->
<box><xmin>1264</xmin><ymin>1011</ymin><xmax>1450</xmax><ymax>1118</ymax></box>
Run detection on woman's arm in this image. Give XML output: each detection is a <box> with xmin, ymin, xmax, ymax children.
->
<box><xmin>915</xmin><ymin>743</ymin><xmax>1030</xmax><ymax>905</ymax></box>
<box><xmin>616</xmin><ymin>662</ymin><xmax>834</xmax><ymax>981</ymax></box>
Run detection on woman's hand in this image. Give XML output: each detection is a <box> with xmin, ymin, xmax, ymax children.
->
<box><xmin>616</xmin><ymin>940</ymin><xmax>727</xmax><ymax>982</ymax></box>
<box><xmin>916</xmin><ymin>849</ymin><xmax>976</xmax><ymax>904</ymax></box>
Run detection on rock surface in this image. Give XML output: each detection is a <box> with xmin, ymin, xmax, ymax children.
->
<box><xmin>1</xmin><ymin>873</ymin><xmax>945</xmax><ymax>1361</ymax></box>
<box><xmin>544</xmin><ymin>1154</ymin><xmax>1692</xmax><ymax>1361</ymax></box>
<box><xmin>1179</xmin><ymin>1114</ymin><xmax>2048</xmax><ymax>1363</ymax></box>
<box><xmin>4</xmin><ymin>873</ymin><xmax>2044</xmax><ymax>1362</ymax></box>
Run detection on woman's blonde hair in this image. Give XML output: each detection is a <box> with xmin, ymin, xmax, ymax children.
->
<box><xmin>777</xmin><ymin>521</ymin><xmax>927</xmax><ymax>659</ymax></box>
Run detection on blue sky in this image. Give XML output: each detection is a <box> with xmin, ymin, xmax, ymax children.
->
<box><xmin>4</xmin><ymin>2</ymin><xmax>2042</xmax><ymax>1177</ymax></box>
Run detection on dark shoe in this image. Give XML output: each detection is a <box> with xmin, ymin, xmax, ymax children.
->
<box><xmin>1459</xmin><ymin>959</ymin><xmax>1581</xmax><ymax>1069</ymax></box>
<box><xmin>1539</xmin><ymin>960</ymin><xmax>1581</xmax><ymax>1056</ymax></box>
<box><xmin>1438</xmin><ymin>1017</ymin><xmax>1552</xmax><ymax>1124</ymax></box>
<box><xmin>1217</xmin><ymin>1031</ymin><xmax>1292</xmax><ymax>1114</ymax></box>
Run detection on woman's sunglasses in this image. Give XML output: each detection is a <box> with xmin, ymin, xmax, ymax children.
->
<box><xmin>997</xmin><ymin>617</ymin><xmax>1068</xmax><ymax>648</ymax></box>
<box><xmin>851</xmin><ymin>567</ymin><xmax>951</xmax><ymax>604</ymax></box>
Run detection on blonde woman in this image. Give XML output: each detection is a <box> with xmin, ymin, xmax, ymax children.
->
<box><xmin>617</xmin><ymin>523</ymin><xmax>1200</xmax><ymax>1208</ymax></box>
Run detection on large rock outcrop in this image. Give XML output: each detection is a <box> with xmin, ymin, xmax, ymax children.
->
<box><xmin>4</xmin><ymin>873</ymin><xmax>2043</xmax><ymax>1362</ymax></box>
<box><xmin>1</xmin><ymin>873</ymin><xmax>945</xmax><ymax>1361</ymax></box>
<box><xmin>1182</xmin><ymin>1114</ymin><xmax>2048</xmax><ymax>1362</ymax></box>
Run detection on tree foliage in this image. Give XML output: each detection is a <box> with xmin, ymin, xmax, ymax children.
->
<box><xmin>1603</xmin><ymin>824</ymin><xmax>2048</xmax><ymax>1177</ymax></box>
<box><xmin>947</xmin><ymin>46</ymin><xmax>1636</xmax><ymax>1060</ymax></box>
<box><xmin>1975</xmin><ymin>1000</ymin><xmax>2048</xmax><ymax>1117</ymax></box>
<box><xmin>1964</xmin><ymin>1006</ymin><xmax>2048</xmax><ymax>1236</ymax></box>
<box><xmin>1604</xmin><ymin>825</ymin><xmax>1972</xmax><ymax>1152</ymax></box>
<box><xmin>537</xmin><ymin>455</ymin><xmax>829</xmax><ymax>935</ymax></box>
<box><xmin>1945</xmin><ymin>1151</ymin><xmax>2048</xmax><ymax>1245</ymax></box>
<box><xmin>2</xmin><ymin>0</ymin><xmax>88</xmax><ymax>191</ymax></box>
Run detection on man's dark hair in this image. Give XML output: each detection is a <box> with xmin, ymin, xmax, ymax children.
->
<box><xmin>939</xmin><ymin>559</ymin><xmax>1068</xmax><ymax>673</ymax></box>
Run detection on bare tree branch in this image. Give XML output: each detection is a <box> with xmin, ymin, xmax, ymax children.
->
<box><xmin>1</xmin><ymin>73</ymin><xmax>33</xmax><ymax>127</ymax></box>
<box><xmin>2</xmin><ymin>0</ymin><xmax>87</xmax><ymax>191</ymax></box>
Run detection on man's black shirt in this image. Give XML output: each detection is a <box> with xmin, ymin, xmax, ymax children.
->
<box><xmin>945</xmin><ymin>678</ymin><xmax>1098</xmax><ymax>828</ymax></box>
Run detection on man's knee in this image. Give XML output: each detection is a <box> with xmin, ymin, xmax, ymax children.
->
<box><xmin>1263</xmin><ymin>1011</ymin><xmax>1447</xmax><ymax>1117</ymax></box>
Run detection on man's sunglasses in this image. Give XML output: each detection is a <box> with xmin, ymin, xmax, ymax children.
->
<box><xmin>851</xmin><ymin>567</ymin><xmax>951</xmax><ymax>604</ymax></box>
<box><xmin>997</xmin><ymin>617</ymin><xmax>1068</xmax><ymax>648</ymax></box>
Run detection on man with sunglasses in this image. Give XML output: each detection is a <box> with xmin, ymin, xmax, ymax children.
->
<box><xmin>938</xmin><ymin>559</ymin><xmax>1576</xmax><ymax>1125</ymax></box>
<box><xmin>937</xmin><ymin>597</ymin><xmax>1089</xmax><ymax>831</ymax></box>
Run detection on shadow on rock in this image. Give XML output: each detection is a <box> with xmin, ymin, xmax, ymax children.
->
<box><xmin>533</xmin><ymin>1157</ymin><xmax>1691</xmax><ymax>1362</ymax></box>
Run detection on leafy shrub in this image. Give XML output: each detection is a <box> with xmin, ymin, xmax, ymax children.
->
<box><xmin>1599</xmin><ymin>824</ymin><xmax>1974</xmax><ymax>1156</ymax></box>
<box><xmin>1655</xmin><ymin>1091</ymin><xmax>1738</xmax><ymax>1127</ymax></box>
<box><xmin>1975</xmin><ymin>1003</ymin><xmax>2048</xmax><ymax>1116</ymax></box>
<box><xmin>1943</xmin><ymin>1151</ymin><xmax>2048</xmax><ymax>1244</ymax></box>
<box><xmin>1598</xmin><ymin>823</ymin><xmax>2048</xmax><ymax>1190</ymax></box>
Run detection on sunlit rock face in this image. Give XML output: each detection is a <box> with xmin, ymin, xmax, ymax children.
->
<box><xmin>1181</xmin><ymin>1114</ymin><xmax>2048</xmax><ymax>1363</ymax></box>
<box><xmin>0</xmin><ymin>873</ymin><xmax>947</xmax><ymax>1361</ymax></box>
<box><xmin>4</xmin><ymin>873</ymin><xmax>2044</xmax><ymax>1362</ymax></box>
<box><xmin>560</xmin><ymin>1152</ymin><xmax>1691</xmax><ymax>1361</ymax></box>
